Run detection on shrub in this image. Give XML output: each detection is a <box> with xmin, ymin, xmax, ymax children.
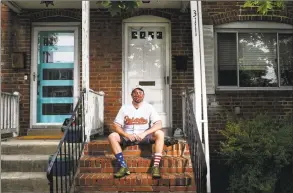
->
<box><xmin>219</xmin><ymin>115</ymin><xmax>293</xmax><ymax>193</ymax></box>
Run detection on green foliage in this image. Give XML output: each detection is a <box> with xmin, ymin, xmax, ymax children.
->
<box><xmin>219</xmin><ymin>115</ymin><xmax>293</xmax><ymax>193</ymax></box>
<box><xmin>244</xmin><ymin>0</ymin><xmax>285</xmax><ymax>15</ymax></box>
<box><xmin>100</xmin><ymin>1</ymin><xmax>141</xmax><ymax>16</ymax></box>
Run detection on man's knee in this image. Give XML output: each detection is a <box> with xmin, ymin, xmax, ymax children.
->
<box><xmin>108</xmin><ymin>132</ymin><xmax>120</xmax><ymax>142</ymax></box>
<box><xmin>154</xmin><ymin>130</ymin><xmax>164</xmax><ymax>139</ymax></box>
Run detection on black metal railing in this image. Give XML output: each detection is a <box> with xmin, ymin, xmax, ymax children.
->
<box><xmin>47</xmin><ymin>91</ymin><xmax>86</xmax><ymax>193</ymax></box>
<box><xmin>182</xmin><ymin>88</ymin><xmax>207</xmax><ymax>193</ymax></box>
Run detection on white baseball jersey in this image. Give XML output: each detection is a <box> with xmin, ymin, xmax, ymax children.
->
<box><xmin>114</xmin><ymin>102</ymin><xmax>161</xmax><ymax>134</ymax></box>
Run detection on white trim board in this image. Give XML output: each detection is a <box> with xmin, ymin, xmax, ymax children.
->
<box><xmin>215</xmin><ymin>21</ymin><xmax>293</xmax><ymax>29</ymax></box>
<box><xmin>30</xmin><ymin>24</ymin><xmax>80</xmax><ymax>127</ymax></box>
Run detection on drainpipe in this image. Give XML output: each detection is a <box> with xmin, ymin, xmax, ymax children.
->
<box><xmin>2</xmin><ymin>1</ymin><xmax>21</xmax><ymax>14</ymax></box>
<box><xmin>82</xmin><ymin>1</ymin><xmax>90</xmax><ymax>141</ymax></box>
<box><xmin>198</xmin><ymin>1</ymin><xmax>211</xmax><ymax>193</ymax></box>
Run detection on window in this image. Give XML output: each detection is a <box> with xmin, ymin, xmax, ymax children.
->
<box><xmin>217</xmin><ymin>31</ymin><xmax>293</xmax><ymax>88</ymax></box>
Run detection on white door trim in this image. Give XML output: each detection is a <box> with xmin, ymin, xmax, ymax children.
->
<box><xmin>30</xmin><ymin>24</ymin><xmax>80</xmax><ymax>127</ymax></box>
<box><xmin>122</xmin><ymin>20</ymin><xmax>172</xmax><ymax>128</ymax></box>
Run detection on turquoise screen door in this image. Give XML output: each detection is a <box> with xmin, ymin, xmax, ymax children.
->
<box><xmin>37</xmin><ymin>31</ymin><xmax>75</xmax><ymax>123</ymax></box>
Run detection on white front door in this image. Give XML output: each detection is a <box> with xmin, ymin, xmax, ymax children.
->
<box><xmin>124</xmin><ymin>23</ymin><xmax>171</xmax><ymax>128</ymax></box>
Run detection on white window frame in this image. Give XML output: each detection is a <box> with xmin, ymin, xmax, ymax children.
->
<box><xmin>214</xmin><ymin>22</ymin><xmax>293</xmax><ymax>91</ymax></box>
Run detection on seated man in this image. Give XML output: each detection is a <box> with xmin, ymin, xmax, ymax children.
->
<box><xmin>108</xmin><ymin>87</ymin><xmax>164</xmax><ymax>178</ymax></box>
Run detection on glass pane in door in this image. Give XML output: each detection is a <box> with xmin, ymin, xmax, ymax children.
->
<box><xmin>37</xmin><ymin>31</ymin><xmax>75</xmax><ymax>123</ymax></box>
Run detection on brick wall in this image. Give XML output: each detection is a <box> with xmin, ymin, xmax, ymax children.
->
<box><xmin>1</xmin><ymin>7</ymin><xmax>194</xmax><ymax>135</ymax></box>
<box><xmin>202</xmin><ymin>1</ymin><xmax>293</xmax><ymax>161</ymax></box>
<box><xmin>201</xmin><ymin>2</ymin><xmax>293</xmax><ymax>192</ymax></box>
<box><xmin>1</xmin><ymin>4</ymin><xmax>31</xmax><ymax>135</ymax></box>
<box><xmin>72</xmin><ymin>9</ymin><xmax>194</xmax><ymax>134</ymax></box>
<box><xmin>1</xmin><ymin>2</ymin><xmax>293</xmax><ymax>159</ymax></box>
<box><xmin>2</xmin><ymin>3</ymin><xmax>293</xmax><ymax>192</ymax></box>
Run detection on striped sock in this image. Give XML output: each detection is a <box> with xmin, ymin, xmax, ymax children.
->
<box><xmin>153</xmin><ymin>153</ymin><xmax>162</xmax><ymax>167</ymax></box>
<box><xmin>115</xmin><ymin>152</ymin><xmax>127</xmax><ymax>168</ymax></box>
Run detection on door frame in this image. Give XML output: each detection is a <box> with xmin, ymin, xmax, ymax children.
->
<box><xmin>30</xmin><ymin>22</ymin><xmax>80</xmax><ymax>127</ymax></box>
<box><xmin>122</xmin><ymin>16</ymin><xmax>172</xmax><ymax>128</ymax></box>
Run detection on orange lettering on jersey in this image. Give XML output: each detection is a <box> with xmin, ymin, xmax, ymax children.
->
<box><xmin>124</xmin><ymin>116</ymin><xmax>148</xmax><ymax>125</ymax></box>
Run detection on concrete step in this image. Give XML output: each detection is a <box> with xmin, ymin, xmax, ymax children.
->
<box><xmin>1</xmin><ymin>172</ymin><xmax>49</xmax><ymax>193</ymax></box>
<box><xmin>1</xmin><ymin>155</ymin><xmax>49</xmax><ymax>172</ymax></box>
<box><xmin>79</xmin><ymin>156</ymin><xmax>193</xmax><ymax>173</ymax></box>
<box><xmin>1</xmin><ymin>140</ymin><xmax>59</xmax><ymax>155</ymax></box>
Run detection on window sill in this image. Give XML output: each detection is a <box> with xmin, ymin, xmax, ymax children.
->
<box><xmin>216</xmin><ymin>86</ymin><xmax>293</xmax><ymax>91</ymax></box>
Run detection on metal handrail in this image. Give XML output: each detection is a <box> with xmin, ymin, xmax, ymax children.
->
<box><xmin>182</xmin><ymin>88</ymin><xmax>207</xmax><ymax>193</ymax></box>
<box><xmin>1</xmin><ymin>92</ymin><xmax>20</xmax><ymax>136</ymax></box>
<box><xmin>46</xmin><ymin>90</ymin><xmax>86</xmax><ymax>193</ymax></box>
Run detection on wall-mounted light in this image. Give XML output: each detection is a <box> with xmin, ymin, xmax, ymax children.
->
<box><xmin>40</xmin><ymin>1</ymin><xmax>54</xmax><ymax>7</ymax></box>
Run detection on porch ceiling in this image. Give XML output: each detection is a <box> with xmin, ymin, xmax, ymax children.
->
<box><xmin>9</xmin><ymin>1</ymin><xmax>184</xmax><ymax>10</ymax></box>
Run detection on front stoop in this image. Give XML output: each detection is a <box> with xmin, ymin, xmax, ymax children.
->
<box><xmin>1</xmin><ymin>139</ymin><xmax>59</xmax><ymax>193</ymax></box>
<box><xmin>74</xmin><ymin>140</ymin><xmax>195</xmax><ymax>192</ymax></box>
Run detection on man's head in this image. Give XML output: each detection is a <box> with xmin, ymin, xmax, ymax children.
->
<box><xmin>131</xmin><ymin>87</ymin><xmax>144</xmax><ymax>104</ymax></box>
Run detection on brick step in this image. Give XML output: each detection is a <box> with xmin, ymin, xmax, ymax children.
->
<box><xmin>75</xmin><ymin>173</ymin><xmax>195</xmax><ymax>187</ymax></box>
<box><xmin>74</xmin><ymin>185</ymin><xmax>196</xmax><ymax>192</ymax></box>
<box><xmin>79</xmin><ymin>156</ymin><xmax>193</xmax><ymax>173</ymax></box>
<box><xmin>84</xmin><ymin>140</ymin><xmax>190</xmax><ymax>157</ymax></box>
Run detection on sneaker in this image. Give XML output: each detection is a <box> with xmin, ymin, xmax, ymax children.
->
<box><xmin>114</xmin><ymin>167</ymin><xmax>130</xmax><ymax>178</ymax></box>
<box><xmin>151</xmin><ymin>166</ymin><xmax>161</xmax><ymax>178</ymax></box>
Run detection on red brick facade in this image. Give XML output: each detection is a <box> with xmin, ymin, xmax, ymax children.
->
<box><xmin>1</xmin><ymin>4</ymin><xmax>31</xmax><ymax>135</ymax></box>
<box><xmin>1</xmin><ymin>2</ymin><xmax>293</xmax><ymax>160</ymax></box>
<box><xmin>1</xmin><ymin>5</ymin><xmax>195</xmax><ymax>135</ymax></box>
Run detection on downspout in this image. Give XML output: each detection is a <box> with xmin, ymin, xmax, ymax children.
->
<box><xmin>198</xmin><ymin>1</ymin><xmax>211</xmax><ymax>192</ymax></box>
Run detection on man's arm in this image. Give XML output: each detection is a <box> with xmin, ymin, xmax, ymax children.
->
<box><xmin>136</xmin><ymin>120</ymin><xmax>162</xmax><ymax>141</ymax></box>
<box><xmin>144</xmin><ymin>120</ymin><xmax>162</xmax><ymax>136</ymax></box>
<box><xmin>112</xmin><ymin>123</ymin><xmax>137</xmax><ymax>142</ymax></box>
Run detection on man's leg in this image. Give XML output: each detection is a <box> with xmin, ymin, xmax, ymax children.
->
<box><xmin>151</xmin><ymin>130</ymin><xmax>164</xmax><ymax>178</ymax></box>
<box><xmin>108</xmin><ymin>132</ymin><xmax>130</xmax><ymax>178</ymax></box>
<box><xmin>108</xmin><ymin>132</ymin><xmax>123</xmax><ymax>154</ymax></box>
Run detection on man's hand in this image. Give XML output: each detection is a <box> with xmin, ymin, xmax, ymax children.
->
<box><xmin>136</xmin><ymin>132</ymin><xmax>147</xmax><ymax>141</ymax></box>
<box><xmin>125</xmin><ymin>134</ymin><xmax>137</xmax><ymax>142</ymax></box>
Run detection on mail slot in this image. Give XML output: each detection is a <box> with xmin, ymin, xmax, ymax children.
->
<box><xmin>139</xmin><ymin>81</ymin><xmax>155</xmax><ymax>86</ymax></box>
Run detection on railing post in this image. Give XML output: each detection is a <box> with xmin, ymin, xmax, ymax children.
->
<box><xmin>48</xmin><ymin>170</ymin><xmax>53</xmax><ymax>193</ymax></box>
<box><xmin>13</xmin><ymin>91</ymin><xmax>20</xmax><ymax>137</ymax></box>
<box><xmin>182</xmin><ymin>90</ymin><xmax>186</xmax><ymax>136</ymax></box>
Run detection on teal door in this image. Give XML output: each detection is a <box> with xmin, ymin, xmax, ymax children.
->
<box><xmin>37</xmin><ymin>31</ymin><xmax>75</xmax><ymax>123</ymax></box>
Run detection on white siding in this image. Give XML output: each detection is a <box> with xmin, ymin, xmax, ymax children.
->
<box><xmin>203</xmin><ymin>25</ymin><xmax>215</xmax><ymax>94</ymax></box>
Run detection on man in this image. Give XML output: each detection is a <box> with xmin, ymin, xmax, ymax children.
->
<box><xmin>108</xmin><ymin>87</ymin><xmax>164</xmax><ymax>178</ymax></box>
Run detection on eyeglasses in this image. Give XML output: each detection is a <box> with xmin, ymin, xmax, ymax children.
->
<box><xmin>132</xmin><ymin>91</ymin><xmax>144</xmax><ymax>95</ymax></box>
